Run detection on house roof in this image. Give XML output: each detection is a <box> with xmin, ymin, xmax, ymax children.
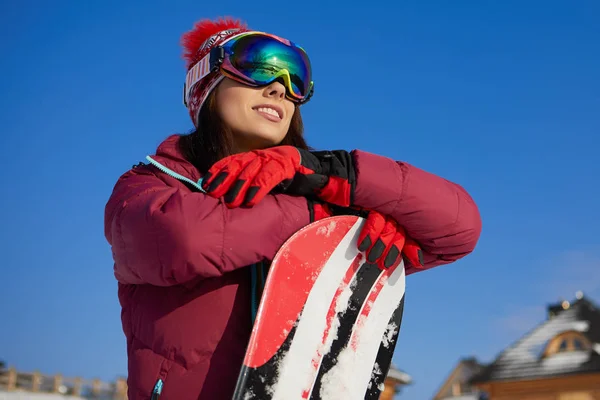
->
<box><xmin>387</xmin><ymin>363</ymin><xmax>412</xmax><ymax>385</ymax></box>
<box><xmin>432</xmin><ymin>357</ymin><xmax>487</xmax><ymax>399</ymax></box>
<box><xmin>471</xmin><ymin>295</ymin><xmax>600</xmax><ymax>384</ymax></box>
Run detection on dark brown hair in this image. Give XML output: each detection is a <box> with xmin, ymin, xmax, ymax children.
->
<box><xmin>179</xmin><ymin>90</ymin><xmax>309</xmax><ymax>174</ymax></box>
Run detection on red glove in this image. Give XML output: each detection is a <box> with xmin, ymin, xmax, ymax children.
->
<box><xmin>309</xmin><ymin>200</ymin><xmax>334</xmax><ymax>222</ymax></box>
<box><xmin>201</xmin><ymin>146</ymin><xmax>311</xmax><ymax>208</ymax></box>
<box><xmin>201</xmin><ymin>146</ymin><xmax>356</xmax><ymax>208</ymax></box>
<box><xmin>357</xmin><ymin>211</ymin><xmax>424</xmax><ymax>270</ymax></box>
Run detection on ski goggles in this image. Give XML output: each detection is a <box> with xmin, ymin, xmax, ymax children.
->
<box><xmin>184</xmin><ymin>31</ymin><xmax>314</xmax><ymax>106</ymax></box>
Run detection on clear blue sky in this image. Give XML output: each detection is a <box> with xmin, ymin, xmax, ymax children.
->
<box><xmin>1</xmin><ymin>1</ymin><xmax>598</xmax><ymax>398</ymax></box>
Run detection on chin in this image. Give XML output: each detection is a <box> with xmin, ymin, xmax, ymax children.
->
<box><xmin>258</xmin><ymin>134</ymin><xmax>286</xmax><ymax>148</ymax></box>
<box><xmin>238</xmin><ymin>131</ymin><xmax>287</xmax><ymax>151</ymax></box>
<box><xmin>253</xmin><ymin>128</ymin><xmax>287</xmax><ymax>145</ymax></box>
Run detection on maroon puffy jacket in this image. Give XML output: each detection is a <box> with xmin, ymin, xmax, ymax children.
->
<box><xmin>103</xmin><ymin>134</ymin><xmax>481</xmax><ymax>399</ymax></box>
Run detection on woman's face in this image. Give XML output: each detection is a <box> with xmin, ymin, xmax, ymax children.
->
<box><xmin>215</xmin><ymin>78</ymin><xmax>296</xmax><ymax>152</ymax></box>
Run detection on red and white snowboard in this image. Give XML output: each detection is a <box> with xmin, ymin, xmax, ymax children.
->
<box><xmin>233</xmin><ymin>215</ymin><xmax>406</xmax><ymax>400</ymax></box>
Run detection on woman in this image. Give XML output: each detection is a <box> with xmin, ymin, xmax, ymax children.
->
<box><xmin>104</xmin><ymin>17</ymin><xmax>481</xmax><ymax>399</ymax></box>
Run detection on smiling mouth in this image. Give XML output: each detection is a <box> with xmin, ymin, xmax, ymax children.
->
<box><xmin>253</xmin><ymin>105</ymin><xmax>283</xmax><ymax>121</ymax></box>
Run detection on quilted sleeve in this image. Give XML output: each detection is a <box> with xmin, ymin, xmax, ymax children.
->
<box><xmin>104</xmin><ymin>167</ymin><xmax>310</xmax><ymax>286</ymax></box>
<box><xmin>350</xmin><ymin>150</ymin><xmax>482</xmax><ymax>274</ymax></box>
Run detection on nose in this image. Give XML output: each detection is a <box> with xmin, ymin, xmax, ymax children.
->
<box><xmin>263</xmin><ymin>81</ymin><xmax>286</xmax><ymax>100</ymax></box>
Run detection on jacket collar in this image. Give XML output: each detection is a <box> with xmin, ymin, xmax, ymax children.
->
<box><xmin>153</xmin><ymin>134</ymin><xmax>200</xmax><ymax>179</ymax></box>
<box><xmin>146</xmin><ymin>134</ymin><xmax>206</xmax><ymax>192</ymax></box>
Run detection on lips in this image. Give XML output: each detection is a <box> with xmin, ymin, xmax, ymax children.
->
<box><xmin>252</xmin><ymin>104</ymin><xmax>283</xmax><ymax>121</ymax></box>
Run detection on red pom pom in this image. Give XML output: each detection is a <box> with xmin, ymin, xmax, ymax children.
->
<box><xmin>181</xmin><ymin>17</ymin><xmax>247</xmax><ymax>68</ymax></box>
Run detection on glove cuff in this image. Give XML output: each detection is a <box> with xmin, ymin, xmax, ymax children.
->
<box><xmin>301</xmin><ymin>149</ymin><xmax>356</xmax><ymax>207</ymax></box>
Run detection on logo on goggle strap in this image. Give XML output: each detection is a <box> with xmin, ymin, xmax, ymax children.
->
<box><xmin>197</xmin><ymin>29</ymin><xmax>243</xmax><ymax>55</ymax></box>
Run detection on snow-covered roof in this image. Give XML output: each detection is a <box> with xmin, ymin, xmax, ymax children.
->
<box><xmin>386</xmin><ymin>364</ymin><xmax>412</xmax><ymax>384</ymax></box>
<box><xmin>471</xmin><ymin>296</ymin><xmax>600</xmax><ymax>383</ymax></box>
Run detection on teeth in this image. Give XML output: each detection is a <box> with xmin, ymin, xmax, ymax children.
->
<box><xmin>258</xmin><ymin>107</ymin><xmax>280</xmax><ymax>118</ymax></box>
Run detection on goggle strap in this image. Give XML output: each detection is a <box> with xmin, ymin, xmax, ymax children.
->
<box><xmin>182</xmin><ymin>31</ymin><xmax>258</xmax><ymax>107</ymax></box>
<box><xmin>183</xmin><ymin>52</ymin><xmax>213</xmax><ymax>106</ymax></box>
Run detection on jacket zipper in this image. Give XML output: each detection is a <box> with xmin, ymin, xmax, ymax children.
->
<box><xmin>143</xmin><ymin>155</ymin><xmax>265</xmax><ymax>326</ymax></box>
<box><xmin>150</xmin><ymin>378</ymin><xmax>163</xmax><ymax>399</ymax></box>
<box><xmin>145</xmin><ymin>156</ymin><xmax>206</xmax><ymax>193</ymax></box>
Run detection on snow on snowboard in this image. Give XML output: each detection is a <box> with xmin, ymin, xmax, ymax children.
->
<box><xmin>233</xmin><ymin>215</ymin><xmax>406</xmax><ymax>400</ymax></box>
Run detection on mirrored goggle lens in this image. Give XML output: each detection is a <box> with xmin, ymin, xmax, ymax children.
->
<box><xmin>225</xmin><ymin>34</ymin><xmax>312</xmax><ymax>99</ymax></box>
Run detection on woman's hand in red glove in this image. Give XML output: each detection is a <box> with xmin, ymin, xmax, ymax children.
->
<box><xmin>200</xmin><ymin>146</ymin><xmax>308</xmax><ymax>208</ymax></box>
<box><xmin>357</xmin><ymin>211</ymin><xmax>424</xmax><ymax>270</ymax></box>
<box><xmin>201</xmin><ymin>146</ymin><xmax>356</xmax><ymax>208</ymax></box>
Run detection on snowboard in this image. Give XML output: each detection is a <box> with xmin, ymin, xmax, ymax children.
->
<box><xmin>233</xmin><ymin>215</ymin><xmax>406</xmax><ymax>400</ymax></box>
